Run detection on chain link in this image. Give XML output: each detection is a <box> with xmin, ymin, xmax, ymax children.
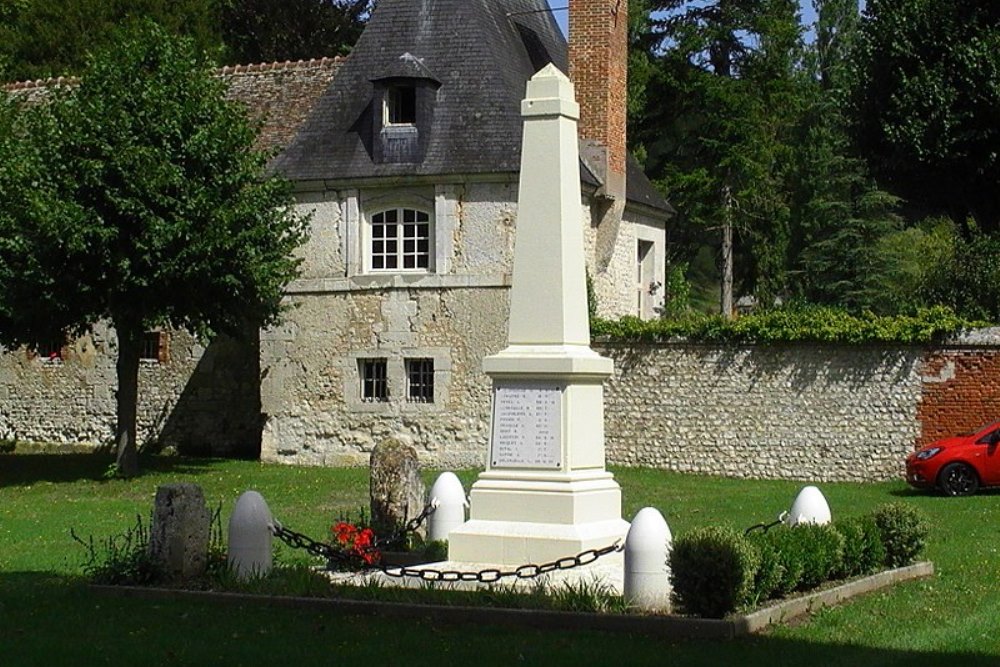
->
<box><xmin>744</xmin><ymin>511</ymin><xmax>788</xmax><ymax>535</ymax></box>
<box><xmin>271</xmin><ymin>512</ymin><xmax>624</xmax><ymax>583</ymax></box>
<box><xmin>371</xmin><ymin>503</ymin><xmax>437</xmax><ymax>551</ymax></box>
<box><xmin>378</xmin><ymin>542</ymin><xmax>623</xmax><ymax>583</ymax></box>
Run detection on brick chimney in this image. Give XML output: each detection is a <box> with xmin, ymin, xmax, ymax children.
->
<box><xmin>568</xmin><ymin>0</ymin><xmax>628</xmax><ymax>200</ymax></box>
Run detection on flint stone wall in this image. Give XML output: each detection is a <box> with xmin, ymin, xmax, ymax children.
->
<box><xmin>600</xmin><ymin>335</ymin><xmax>1000</xmax><ymax>482</ymax></box>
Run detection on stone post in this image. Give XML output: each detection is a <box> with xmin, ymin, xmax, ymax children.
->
<box><xmin>149</xmin><ymin>483</ymin><xmax>211</xmax><ymax>583</ymax></box>
<box><xmin>370</xmin><ymin>436</ymin><xmax>426</xmax><ymax>539</ymax></box>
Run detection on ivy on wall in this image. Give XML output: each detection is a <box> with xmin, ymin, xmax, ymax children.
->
<box><xmin>592</xmin><ymin>305</ymin><xmax>980</xmax><ymax>345</ymax></box>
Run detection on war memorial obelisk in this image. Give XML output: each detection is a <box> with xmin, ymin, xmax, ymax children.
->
<box><xmin>447</xmin><ymin>64</ymin><xmax>630</xmax><ymax>565</ymax></box>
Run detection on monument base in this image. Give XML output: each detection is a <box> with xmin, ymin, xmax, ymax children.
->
<box><xmin>448</xmin><ymin>471</ymin><xmax>629</xmax><ymax>564</ymax></box>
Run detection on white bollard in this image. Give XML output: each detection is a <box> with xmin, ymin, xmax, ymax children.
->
<box><xmin>624</xmin><ymin>507</ymin><xmax>672</xmax><ymax>612</ymax></box>
<box><xmin>785</xmin><ymin>485</ymin><xmax>832</xmax><ymax>526</ymax></box>
<box><xmin>426</xmin><ymin>472</ymin><xmax>467</xmax><ymax>544</ymax></box>
<box><xmin>228</xmin><ymin>490</ymin><xmax>274</xmax><ymax>579</ymax></box>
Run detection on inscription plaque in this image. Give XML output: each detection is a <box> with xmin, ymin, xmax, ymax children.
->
<box><xmin>489</xmin><ymin>382</ymin><xmax>563</xmax><ymax>468</ymax></box>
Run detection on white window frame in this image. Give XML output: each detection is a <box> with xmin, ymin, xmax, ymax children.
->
<box><xmin>368</xmin><ymin>207</ymin><xmax>433</xmax><ymax>273</ymax></box>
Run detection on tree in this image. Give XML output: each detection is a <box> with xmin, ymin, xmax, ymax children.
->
<box><xmin>640</xmin><ymin>0</ymin><xmax>805</xmax><ymax>314</ymax></box>
<box><xmin>850</xmin><ymin>0</ymin><xmax>1000</xmax><ymax>234</ymax></box>
<box><xmin>220</xmin><ymin>0</ymin><xmax>372</xmax><ymax>64</ymax></box>
<box><xmin>784</xmin><ymin>0</ymin><xmax>902</xmax><ymax>313</ymax></box>
<box><xmin>0</xmin><ymin>0</ymin><xmax>223</xmax><ymax>82</ymax></box>
<box><xmin>0</xmin><ymin>23</ymin><xmax>308</xmax><ymax>477</ymax></box>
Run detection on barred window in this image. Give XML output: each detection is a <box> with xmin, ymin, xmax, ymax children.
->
<box><xmin>405</xmin><ymin>358</ymin><xmax>434</xmax><ymax>403</ymax></box>
<box><xmin>371</xmin><ymin>208</ymin><xmax>431</xmax><ymax>271</ymax></box>
<box><xmin>360</xmin><ymin>358</ymin><xmax>389</xmax><ymax>402</ymax></box>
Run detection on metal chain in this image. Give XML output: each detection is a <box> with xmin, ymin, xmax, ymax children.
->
<box><xmin>378</xmin><ymin>540</ymin><xmax>623</xmax><ymax>583</ymax></box>
<box><xmin>371</xmin><ymin>503</ymin><xmax>437</xmax><ymax>551</ymax></box>
<box><xmin>272</xmin><ymin>502</ymin><xmax>437</xmax><ymax>568</ymax></box>
<box><xmin>271</xmin><ymin>518</ymin><xmax>624</xmax><ymax>582</ymax></box>
<box><xmin>744</xmin><ymin>511</ymin><xmax>788</xmax><ymax>535</ymax></box>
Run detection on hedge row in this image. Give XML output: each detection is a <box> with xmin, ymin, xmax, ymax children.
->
<box><xmin>669</xmin><ymin>503</ymin><xmax>929</xmax><ymax>618</ymax></box>
<box><xmin>591</xmin><ymin>305</ymin><xmax>979</xmax><ymax>345</ymax></box>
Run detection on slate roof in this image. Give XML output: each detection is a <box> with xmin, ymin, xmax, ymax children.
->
<box><xmin>272</xmin><ymin>0</ymin><xmax>671</xmax><ymax>214</ymax></box>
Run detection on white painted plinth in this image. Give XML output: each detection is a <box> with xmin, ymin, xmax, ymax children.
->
<box><xmin>448</xmin><ymin>470</ymin><xmax>629</xmax><ymax>564</ymax></box>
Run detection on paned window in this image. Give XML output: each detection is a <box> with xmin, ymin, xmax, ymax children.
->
<box><xmin>360</xmin><ymin>358</ymin><xmax>389</xmax><ymax>402</ymax></box>
<box><xmin>371</xmin><ymin>208</ymin><xmax>431</xmax><ymax>271</ymax></box>
<box><xmin>405</xmin><ymin>358</ymin><xmax>434</xmax><ymax>403</ymax></box>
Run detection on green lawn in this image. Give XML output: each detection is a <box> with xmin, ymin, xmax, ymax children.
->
<box><xmin>2</xmin><ymin>454</ymin><xmax>999</xmax><ymax>666</ymax></box>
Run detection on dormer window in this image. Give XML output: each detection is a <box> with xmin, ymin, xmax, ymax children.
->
<box><xmin>370</xmin><ymin>55</ymin><xmax>440</xmax><ymax>165</ymax></box>
<box><xmin>385</xmin><ymin>85</ymin><xmax>417</xmax><ymax>125</ymax></box>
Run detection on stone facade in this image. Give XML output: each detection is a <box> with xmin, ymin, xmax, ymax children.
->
<box><xmin>256</xmin><ymin>179</ymin><xmax>665</xmax><ymax>467</ymax></box>
<box><xmin>600</xmin><ymin>337</ymin><xmax>1000</xmax><ymax>483</ymax></box>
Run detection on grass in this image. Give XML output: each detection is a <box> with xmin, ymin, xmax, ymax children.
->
<box><xmin>2</xmin><ymin>453</ymin><xmax>1000</xmax><ymax>666</ymax></box>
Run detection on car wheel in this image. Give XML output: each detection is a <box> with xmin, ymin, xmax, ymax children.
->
<box><xmin>938</xmin><ymin>462</ymin><xmax>980</xmax><ymax>497</ymax></box>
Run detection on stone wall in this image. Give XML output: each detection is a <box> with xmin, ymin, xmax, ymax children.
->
<box><xmin>599</xmin><ymin>336</ymin><xmax>1000</xmax><ymax>482</ymax></box>
<box><xmin>0</xmin><ymin>323</ymin><xmax>260</xmax><ymax>456</ymax></box>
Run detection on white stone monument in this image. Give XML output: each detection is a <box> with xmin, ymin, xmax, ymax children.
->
<box><xmin>447</xmin><ymin>64</ymin><xmax>630</xmax><ymax>565</ymax></box>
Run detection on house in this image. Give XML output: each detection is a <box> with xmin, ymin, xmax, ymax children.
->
<box><xmin>256</xmin><ymin>0</ymin><xmax>670</xmax><ymax>467</ymax></box>
<box><xmin>0</xmin><ymin>0</ymin><xmax>671</xmax><ymax>465</ymax></box>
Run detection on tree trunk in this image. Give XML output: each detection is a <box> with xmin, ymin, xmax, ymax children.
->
<box><xmin>114</xmin><ymin>321</ymin><xmax>142</xmax><ymax>478</ymax></box>
<box><xmin>721</xmin><ymin>182</ymin><xmax>734</xmax><ymax>320</ymax></box>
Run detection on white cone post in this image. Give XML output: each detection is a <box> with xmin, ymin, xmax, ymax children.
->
<box><xmin>624</xmin><ymin>507</ymin><xmax>672</xmax><ymax>611</ymax></box>
<box><xmin>427</xmin><ymin>472</ymin><xmax>467</xmax><ymax>543</ymax></box>
<box><xmin>785</xmin><ymin>486</ymin><xmax>832</xmax><ymax>526</ymax></box>
<box><xmin>447</xmin><ymin>64</ymin><xmax>629</xmax><ymax>565</ymax></box>
<box><xmin>228</xmin><ymin>490</ymin><xmax>274</xmax><ymax>579</ymax></box>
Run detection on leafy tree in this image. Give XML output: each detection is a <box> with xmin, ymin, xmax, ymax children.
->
<box><xmin>784</xmin><ymin>0</ymin><xmax>902</xmax><ymax>313</ymax></box>
<box><xmin>0</xmin><ymin>23</ymin><xmax>308</xmax><ymax>476</ymax></box>
<box><xmin>0</xmin><ymin>0</ymin><xmax>223</xmax><ymax>82</ymax></box>
<box><xmin>219</xmin><ymin>0</ymin><xmax>372</xmax><ymax>64</ymax></box>
<box><xmin>850</xmin><ymin>0</ymin><xmax>1000</xmax><ymax>234</ymax></box>
<box><xmin>640</xmin><ymin>0</ymin><xmax>805</xmax><ymax>315</ymax></box>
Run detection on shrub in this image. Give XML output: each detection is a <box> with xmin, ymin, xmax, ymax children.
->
<box><xmin>670</xmin><ymin>526</ymin><xmax>759</xmax><ymax>618</ymax></box>
<box><xmin>760</xmin><ymin>527</ymin><xmax>804</xmax><ymax>596</ymax></box>
<box><xmin>746</xmin><ymin>531</ymin><xmax>785</xmax><ymax>604</ymax></box>
<box><xmin>872</xmin><ymin>503</ymin><xmax>929</xmax><ymax>567</ymax></box>
<box><xmin>791</xmin><ymin>524</ymin><xmax>845</xmax><ymax>590</ymax></box>
<box><xmin>834</xmin><ymin>515</ymin><xmax>886</xmax><ymax>578</ymax></box>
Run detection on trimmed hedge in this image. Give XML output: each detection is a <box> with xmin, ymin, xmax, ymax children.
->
<box><xmin>669</xmin><ymin>503</ymin><xmax>929</xmax><ymax>618</ymax></box>
<box><xmin>669</xmin><ymin>526</ymin><xmax>759</xmax><ymax>619</ymax></box>
<box><xmin>873</xmin><ymin>503</ymin><xmax>929</xmax><ymax>568</ymax></box>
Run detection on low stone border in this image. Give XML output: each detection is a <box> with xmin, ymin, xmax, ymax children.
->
<box><xmin>90</xmin><ymin>561</ymin><xmax>933</xmax><ymax>640</ymax></box>
<box><xmin>742</xmin><ymin>561</ymin><xmax>934</xmax><ymax>633</ymax></box>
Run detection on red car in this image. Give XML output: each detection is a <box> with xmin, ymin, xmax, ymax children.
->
<box><xmin>906</xmin><ymin>422</ymin><xmax>1000</xmax><ymax>496</ymax></box>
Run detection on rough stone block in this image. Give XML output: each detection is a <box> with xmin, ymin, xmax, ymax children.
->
<box><xmin>370</xmin><ymin>436</ymin><xmax>426</xmax><ymax>539</ymax></box>
<box><xmin>149</xmin><ymin>483</ymin><xmax>211</xmax><ymax>583</ymax></box>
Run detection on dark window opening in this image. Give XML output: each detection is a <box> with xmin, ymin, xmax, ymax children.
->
<box><xmin>141</xmin><ymin>331</ymin><xmax>169</xmax><ymax>363</ymax></box>
<box><xmin>33</xmin><ymin>339</ymin><xmax>64</xmax><ymax>361</ymax></box>
<box><xmin>360</xmin><ymin>358</ymin><xmax>389</xmax><ymax>402</ymax></box>
<box><xmin>386</xmin><ymin>86</ymin><xmax>417</xmax><ymax>125</ymax></box>
<box><xmin>406</xmin><ymin>358</ymin><xmax>434</xmax><ymax>403</ymax></box>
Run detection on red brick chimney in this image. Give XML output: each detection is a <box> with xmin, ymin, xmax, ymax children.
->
<box><xmin>568</xmin><ymin>0</ymin><xmax>628</xmax><ymax>200</ymax></box>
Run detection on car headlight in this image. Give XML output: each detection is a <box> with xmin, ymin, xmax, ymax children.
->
<box><xmin>915</xmin><ymin>447</ymin><xmax>943</xmax><ymax>461</ymax></box>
